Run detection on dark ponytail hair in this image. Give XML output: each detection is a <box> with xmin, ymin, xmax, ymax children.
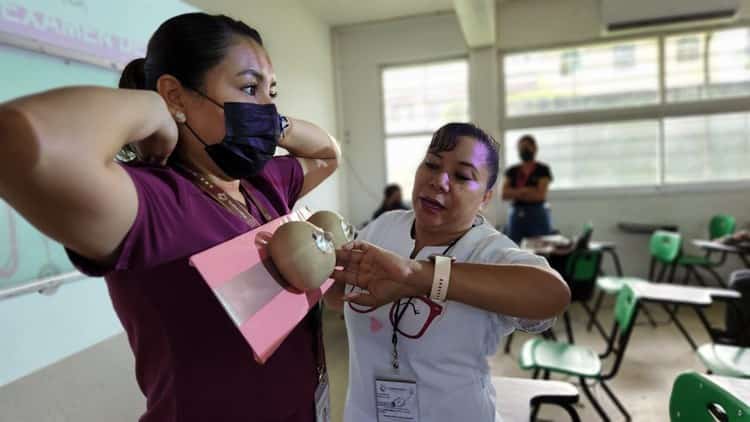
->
<box><xmin>119</xmin><ymin>13</ymin><xmax>263</xmax><ymax>91</ymax></box>
<box><xmin>116</xmin><ymin>13</ymin><xmax>263</xmax><ymax>162</ymax></box>
<box><xmin>119</xmin><ymin>58</ymin><xmax>146</xmax><ymax>89</ymax></box>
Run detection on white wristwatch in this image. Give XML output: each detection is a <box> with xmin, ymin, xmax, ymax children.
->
<box><xmin>429</xmin><ymin>255</ymin><xmax>455</xmax><ymax>302</ymax></box>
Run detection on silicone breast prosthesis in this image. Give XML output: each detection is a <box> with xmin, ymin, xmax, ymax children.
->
<box><xmin>268</xmin><ymin>211</ymin><xmax>355</xmax><ymax>291</ymax></box>
<box><xmin>268</xmin><ymin>221</ymin><xmax>336</xmax><ymax>291</ymax></box>
<box><xmin>307</xmin><ymin>210</ymin><xmax>355</xmax><ymax>248</ymax></box>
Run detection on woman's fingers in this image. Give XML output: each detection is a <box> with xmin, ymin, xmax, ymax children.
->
<box><xmin>344</xmin><ymin>292</ymin><xmax>378</xmax><ymax>308</ymax></box>
<box><xmin>332</xmin><ymin>268</ymin><xmax>361</xmax><ymax>287</ymax></box>
<box><xmin>336</xmin><ymin>247</ymin><xmax>364</xmax><ymax>267</ymax></box>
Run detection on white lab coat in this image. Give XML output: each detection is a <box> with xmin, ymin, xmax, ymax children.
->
<box><xmin>343</xmin><ymin>210</ymin><xmax>556</xmax><ymax>422</ymax></box>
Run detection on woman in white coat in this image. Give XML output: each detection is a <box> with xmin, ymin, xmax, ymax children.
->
<box><xmin>329</xmin><ymin>123</ymin><xmax>570</xmax><ymax>422</ymax></box>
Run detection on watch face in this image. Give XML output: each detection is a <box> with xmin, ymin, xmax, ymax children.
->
<box><xmin>429</xmin><ymin>254</ymin><xmax>456</xmax><ymax>262</ymax></box>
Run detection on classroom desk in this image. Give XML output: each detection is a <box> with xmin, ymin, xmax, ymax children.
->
<box><xmin>492</xmin><ymin>377</ymin><xmax>580</xmax><ymax>422</ymax></box>
<box><xmin>709</xmin><ymin>374</ymin><xmax>750</xmax><ymax>404</ymax></box>
<box><xmin>631</xmin><ymin>282</ymin><xmax>741</xmax><ymax>350</ymax></box>
<box><xmin>520</xmin><ymin>236</ymin><xmax>623</xmax><ymax>344</ymax></box>
<box><xmin>692</xmin><ymin>239</ymin><xmax>750</xmax><ymax>268</ymax></box>
<box><xmin>521</xmin><ymin>237</ymin><xmax>622</xmax><ymax>275</ymax></box>
<box><xmin>589</xmin><ymin>240</ymin><xmax>624</xmax><ymax>276</ymax></box>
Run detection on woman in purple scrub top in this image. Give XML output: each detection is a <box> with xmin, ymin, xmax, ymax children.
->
<box><xmin>0</xmin><ymin>12</ymin><xmax>340</xmax><ymax>422</ymax></box>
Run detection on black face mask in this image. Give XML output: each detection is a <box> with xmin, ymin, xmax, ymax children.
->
<box><xmin>184</xmin><ymin>94</ymin><xmax>281</xmax><ymax>179</ymax></box>
<box><xmin>520</xmin><ymin>149</ymin><xmax>535</xmax><ymax>162</ymax></box>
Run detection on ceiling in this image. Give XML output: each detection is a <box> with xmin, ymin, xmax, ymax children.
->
<box><xmin>301</xmin><ymin>0</ymin><xmax>456</xmax><ymax>26</ymax></box>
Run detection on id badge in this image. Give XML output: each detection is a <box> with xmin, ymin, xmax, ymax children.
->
<box><xmin>315</xmin><ymin>373</ymin><xmax>331</xmax><ymax>422</ymax></box>
<box><xmin>375</xmin><ymin>373</ymin><xmax>420</xmax><ymax>422</ymax></box>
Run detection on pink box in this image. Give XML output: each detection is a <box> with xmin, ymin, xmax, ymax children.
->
<box><xmin>189</xmin><ymin>207</ymin><xmax>333</xmax><ymax>363</ymax></box>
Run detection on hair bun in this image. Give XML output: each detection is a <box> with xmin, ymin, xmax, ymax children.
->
<box><xmin>119</xmin><ymin>58</ymin><xmax>146</xmax><ymax>89</ymax></box>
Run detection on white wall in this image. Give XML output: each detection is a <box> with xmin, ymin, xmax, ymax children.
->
<box><xmin>334</xmin><ymin>1</ymin><xmax>750</xmax><ymax>278</ymax></box>
<box><xmin>498</xmin><ymin>0</ymin><xmax>601</xmax><ymax>50</ymax></box>
<box><xmin>334</xmin><ymin>13</ymin><xmax>468</xmax><ymax>225</ymax></box>
<box><xmin>498</xmin><ymin>0</ymin><xmax>750</xmax><ymax>50</ymax></box>
<box><xmin>190</xmin><ymin>0</ymin><xmax>345</xmax><ymax>216</ymax></box>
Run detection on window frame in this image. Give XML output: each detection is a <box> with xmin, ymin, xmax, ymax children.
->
<box><xmin>378</xmin><ymin>55</ymin><xmax>470</xmax><ymax>194</ymax></box>
<box><xmin>499</xmin><ymin>23</ymin><xmax>750</xmax><ymax>198</ymax></box>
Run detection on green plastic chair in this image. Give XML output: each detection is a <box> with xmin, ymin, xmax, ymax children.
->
<box><xmin>520</xmin><ymin>284</ymin><xmax>640</xmax><ymax>421</ymax></box>
<box><xmin>587</xmin><ymin>232</ymin><xmax>671</xmax><ymax>337</ymax></box>
<box><xmin>694</xmin><ymin>214</ymin><xmax>739</xmax><ymax>276</ymax></box>
<box><xmin>572</xmin><ymin>221</ymin><xmax>594</xmax><ymax>250</ymax></box>
<box><xmin>566</xmin><ymin>248</ymin><xmax>601</xmax><ymax>301</ymax></box>
<box><xmin>647</xmin><ymin>229</ymin><xmax>726</xmax><ymax>287</ymax></box>
<box><xmin>598</xmin><ymin>230</ymin><xmax>677</xmax><ymax>295</ymax></box>
<box><xmin>672</xmin><ymin>215</ymin><xmax>736</xmax><ymax>287</ymax></box>
<box><xmin>709</xmin><ymin>214</ymin><xmax>737</xmax><ymax>240</ymax></box>
<box><xmin>650</xmin><ymin>230</ymin><xmax>682</xmax><ymax>268</ymax></box>
<box><xmin>561</xmin><ymin>248</ymin><xmax>605</xmax><ymax>343</ymax></box>
<box><xmin>670</xmin><ymin>372</ymin><xmax>750</xmax><ymax>421</ymax></box>
<box><xmin>505</xmin><ymin>224</ymin><xmax>600</xmax><ymax>352</ymax></box>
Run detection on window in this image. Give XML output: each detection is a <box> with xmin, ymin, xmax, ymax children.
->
<box><xmin>384</xmin><ymin>135</ymin><xmax>432</xmax><ymax>200</ymax></box>
<box><xmin>503</xmin><ymin>26</ymin><xmax>750</xmax><ymax>190</ymax></box>
<box><xmin>613</xmin><ymin>45</ymin><xmax>636</xmax><ymax>69</ymax></box>
<box><xmin>664</xmin><ymin>112</ymin><xmax>750</xmax><ymax>183</ymax></box>
<box><xmin>505</xmin><ymin>121</ymin><xmax>660</xmax><ymax>189</ymax></box>
<box><xmin>666</xmin><ymin>28</ymin><xmax>750</xmax><ymax>102</ymax></box>
<box><xmin>504</xmin><ymin>39</ymin><xmax>659</xmax><ymax>116</ymax></box>
<box><xmin>382</xmin><ymin>60</ymin><xmax>469</xmax><ymax>197</ymax></box>
<box><xmin>560</xmin><ymin>50</ymin><xmax>581</xmax><ymax>76</ymax></box>
<box><xmin>676</xmin><ymin>36</ymin><xmax>701</xmax><ymax>62</ymax></box>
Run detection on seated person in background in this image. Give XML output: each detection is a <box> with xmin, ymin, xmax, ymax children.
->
<box><xmin>721</xmin><ymin>229</ymin><xmax>750</xmax><ymax>245</ymax></box>
<box><xmin>372</xmin><ymin>183</ymin><xmax>408</xmax><ymax>219</ymax></box>
<box><xmin>501</xmin><ymin>134</ymin><xmax>554</xmax><ymax>244</ymax></box>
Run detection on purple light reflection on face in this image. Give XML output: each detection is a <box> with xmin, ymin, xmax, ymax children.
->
<box><xmin>412</xmin><ymin>136</ymin><xmax>492</xmax><ymax>232</ymax></box>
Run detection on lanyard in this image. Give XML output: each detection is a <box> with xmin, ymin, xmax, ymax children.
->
<box><xmin>311</xmin><ymin>303</ymin><xmax>327</xmax><ymax>383</ymax></box>
<box><xmin>390</xmin><ymin>220</ymin><xmax>479</xmax><ymax>370</ymax></box>
<box><xmin>173</xmin><ymin>163</ymin><xmax>273</xmax><ymax>227</ymax></box>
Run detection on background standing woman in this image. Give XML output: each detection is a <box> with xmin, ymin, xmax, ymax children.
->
<box><xmin>502</xmin><ymin>134</ymin><xmax>554</xmax><ymax>244</ymax></box>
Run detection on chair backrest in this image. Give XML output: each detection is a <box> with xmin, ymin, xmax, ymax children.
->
<box><xmin>573</xmin><ymin>222</ymin><xmax>594</xmax><ymax>251</ymax></box>
<box><xmin>614</xmin><ymin>283</ymin><xmax>639</xmax><ymax>335</ymax></box>
<box><xmin>670</xmin><ymin>372</ymin><xmax>750</xmax><ymax>421</ymax></box>
<box><xmin>601</xmin><ymin>283</ymin><xmax>640</xmax><ymax>379</ymax></box>
<box><xmin>650</xmin><ymin>230</ymin><xmax>682</xmax><ymax>264</ymax></box>
<box><xmin>726</xmin><ymin>269</ymin><xmax>750</xmax><ymax>347</ymax></box>
<box><xmin>709</xmin><ymin>214</ymin><xmax>737</xmax><ymax>240</ymax></box>
<box><xmin>564</xmin><ymin>248</ymin><xmax>603</xmax><ymax>302</ymax></box>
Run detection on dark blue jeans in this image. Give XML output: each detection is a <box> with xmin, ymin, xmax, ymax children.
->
<box><xmin>506</xmin><ymin>203</ymin><xmax>553</xmax><ymax>244</ymax></box>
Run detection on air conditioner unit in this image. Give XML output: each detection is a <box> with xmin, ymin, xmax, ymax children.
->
<box><xmin>602</xmin><ymin>0</ymin><xmax>739</xmax><ymax>34</ymax></box>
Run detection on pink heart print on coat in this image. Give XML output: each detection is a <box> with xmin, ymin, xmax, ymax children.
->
<box><xmin>370</xmin><ymin>317</ymin><xmax>383</xmax><ymax>333</ymax></box>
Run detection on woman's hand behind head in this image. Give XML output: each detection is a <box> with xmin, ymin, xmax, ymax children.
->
<box><xmin>125</xmin><ymin>92</ymin><xmax>179</xmax><ymax>166</ymax></box>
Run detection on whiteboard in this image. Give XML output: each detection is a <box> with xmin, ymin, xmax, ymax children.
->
<box><xmin>0</xmin><ymin>0</ymin><xmax>197</xmax><ymax>295</ymax></box>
